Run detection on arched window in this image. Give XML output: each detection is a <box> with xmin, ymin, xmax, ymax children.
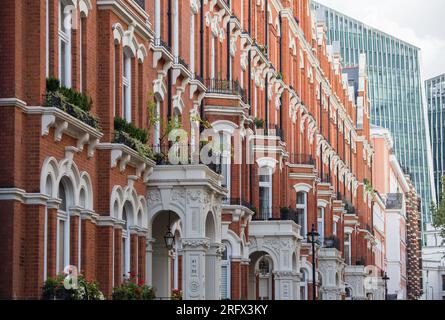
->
<box><xmin>219</xmin><ymin>132</ymin><xmax>231</xmax><ymax>192</ymax></box>
<box><xmin>259</xmin><ymin>258</ymin><xmax>270</xmax><ymax>275</ymax></box>
<box><xmin>317</xmin><ymin>207</ymin><xmax>325</xmax><ymax>244</ymax></box>
<box><xmin>122</xmin><ymin>51</ymin><xmax>132</xmax><ymax>122</ymax></box>
<box><xmin>122</xmin><ymin>206</ymin><xmax>131</xmax><ymax>279</ymax></box>
<box><xmin>259</xmin><ymin>167</ymin><xmax>273</xmax><ymax>220</ymax></box>
<box><xmin>57</xmin><ymin>179</ymin><xmax>71</xmax><ymax>273</ymax></box>
<box><xmin>296</xmin><ymin>192</ymin><xmax>308</xmax><ymax>237</ymax></box>
<box><xmin>220</xmin><ymin>242</ymin><xmax>231</xmax><ymax>300</ymax></box>
<box><xmin>58</xmin><ymin>0</ymin><xmax>72</xmax><ymax>87</ymax></box>
<box><xmin>344</xmin><ymin>232</ymin><xmax>352</xmax><ymax>265</ymax></box>
<box><xmin>300</xmin><ymin>268</ymin><xmax>308</xmax><ymax>300</ymax></box>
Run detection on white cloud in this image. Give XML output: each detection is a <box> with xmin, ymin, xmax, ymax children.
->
<box><xmin>315</xmin><ymin>0</ymin><xmax>445</xmax><ymax>80</ymax></box>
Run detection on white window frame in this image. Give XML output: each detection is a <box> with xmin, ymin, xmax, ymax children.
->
<box><xmin>123</xmin><ymin>53</ymin><xmax>132</xmax><ymax>122</ymax></box>
<box><xmin>297</xmin><ymin>192</ymin><xmax>308</xmax><ymax>237</ymax></box>
<box><xmin>259</xmin><ymin>167</ymin><xmax>273</xmax><ymax>219</ymax></box>
<box><xmin>58</xmin><ymin>1</ymin><xmax>72</xmax><ymax>88</ymax></box>
<box><xmin>211</xmin><ymin>35</ymin><xmax>216</xmax><ymax>79</ymax></box>
<box><xmin>220</xmin><ymin>242</ymin><xmax>231</xmax><ymax>300</ymax></box>
<box><xmin>56</xmin><ymin>183</ymin><xmax>70</xmax><ymax>274</ymax></box>
<box><xmin>300</xmin><ymin>269</ymin><xmax>308</xmax><ymax>300</ymax></box>
<box><xmin>344</xmin><ymin>232</ymin><xmax>352</xmax><ymax>265</ymax></box>
<box><xmin>219</xmin><ymin>132</ymin><xmax>231</xmax><ymax>193</ymax></box>
<box><xmin>317</xmin><ymin>207</ymin><xmax>325</xmax><ymax>244</ymax></box>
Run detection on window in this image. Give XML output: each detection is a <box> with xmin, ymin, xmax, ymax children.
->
<box><xmin>122</xmin><ymin>52</ymin><xmax>132</xmax><ymax>122</ymax></box>
<box><xmin>219</xmin><ymin>132</ymin><xmax>231</xmax><ymax>191</ymax></box>
<box><xmin>317</xmin><ymin>207</ymin><xmax>325</xmax><ymax>243</ymax></box>
<box><xmin>58</xmin><ymin>1</ymin><xmax>72</xmax><ymax>87</ymax></box>
<box><xmin>442</xmin><ymin>275</ymin><xmax>445</xmax><ymax>291</ymax></box>
<box><xmin>300</xmin><ymin>269</ymin><xmax>308</xmax><ymax>300</ymax></box>
<box><xmin>259</xmin><ymin>168</ymin><xmax>272</xmax><ymax>219</ymax></box>
<box><xmin>296</xmin><ymin>192</ymin><xmax>308</xmax><ymax>237</ymax></box>
<box><xmin>333</xmin><ymin>220</ymin><xmax>337</xmax><ymax>236</ymax></box>
<box><xmin>57</xmin><ymin>181</ymin><xmax>70</xmax><ymax>273</ymax></box>
<box><xmin>344</xmin><ymin>232</ymin><xmax>352</xmax><ymax>265</ymax></box>
<box><xmin>220</xmin><ymin>243</ymin><xmax>231</xmax><ymax>300</ymax></box>
<box><xmin>211</xmin><ymin>35</ymin><xmax>216</xmax><ymax>79</ymax></box>
<box><xmin>122</xmin><ymin>207</ymin><xmax>131</xmax><ymax>279</ymax></box>
<box><xmin>153</xmin><ymin>100</ymin><xmax>161</xmax><ymax>149</ymax></box>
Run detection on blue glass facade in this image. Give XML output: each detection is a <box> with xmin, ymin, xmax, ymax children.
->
<box><xmin>426</xmin><ymin>74</ymin><xmax>445</xmax><ymax>201</ymax></box>
<box><xmin>311</xmin><ymin>2</ymin><xmax>435</xmax><ymax>235</ymax></box>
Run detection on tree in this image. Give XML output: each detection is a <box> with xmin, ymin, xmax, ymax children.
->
<box><xmin>431</xmin><ymin>176</ymin><xmax>445</xmax><ymax>242</ymax></box>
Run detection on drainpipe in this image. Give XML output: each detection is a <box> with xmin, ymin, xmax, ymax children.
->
<box><xmin>279</xmin><ymin>12</ymin><xmax>283</xmax><ymax>139</ymax></box>
<box><xmin>265</xmin><ymin>1</ymin><xmax>269</xmax><ymax>134</ymax></box>
<box><xmin>200</xmin><ymin>0</ymin><xmax>205</xmax><ymax>125</ymax></box>
<box><xmin>320</xmin><ymin>83</ymin><xmax>323</xmax><ymax>178</ymax></box>
<box><xmin>167</xmin><ymin>0</ymin><xmax>172</xmax><ymax>119</ymax></box>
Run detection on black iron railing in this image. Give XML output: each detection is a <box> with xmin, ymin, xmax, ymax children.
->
<box><xmin>154</xmin><ymin>37</ymin><xmax>171</xmax><ymax>52</ymax></box>
<box><xmin>320</xmin><ymin>173</ymin><xmax>331</xmax><ymax>184</ymax></box>
<box><xmin>288</xmin><ymin>154</ymin><xmax>315</xmax><ymax>165</ymax></box>
<box><xmin>263</xmin><ymin>124</ymin><xmax>284</xmax><ymax>141</ymax></box>
<box><xmin>205</xmin><ymin>78</ymin><xmax>247</xmax><ymax>103</ymax></box>
<box><xmin>151</xmin><ymin>144</ymin><xmax>222</xmax><ymax>175</ymax></box>
<box><xmin>386</xmin><ymin>193</ymin><xmax>403</xmax><ymax>210</ymax></box>
<box><xmin>324</xmin><ymin>236</ymin><xmax>341</xmax><ymax>250</ymax></box>
<box><xmin>43</xmin><ymin>92</ymin><xmax>100</xmax><ymax>129</ymax></box>
<box><xmin>134</xmin><ymin>0</ymin><xmax>145</xmax><ymax>9</ymax></box>
<box><xmin>174</xmin><ymin>56</ymin><xmax>189</xmax><ymax>70</ymax></box>
<box><xmin>222</xmin><ymin>197</ymin><xmax>255</xmax><ymax>211</ymax></box>
<box><xmin>193</xmin><ymin>74</ymin><xmax>204</xmax><ymax>85</ymax></box>
<box><xmin>344</xmin><ymin>201</ymin><xmax>356</xmax><ymax>214</ymax></box>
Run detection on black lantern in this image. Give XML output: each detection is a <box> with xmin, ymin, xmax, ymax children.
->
<box><xmin>164</xmin><ymin>211</ymin><xmax>175</xmax><ymax>250</ymax></box>
<box><xmin>382</xmin><ymin>272</ymin><xmax>390</xmax><ymax>300</ymax></box>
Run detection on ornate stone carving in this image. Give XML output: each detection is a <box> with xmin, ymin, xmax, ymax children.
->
<box><xmin>182</xmin><ymin>239</ymin><xmax>210</xmax><ymax>249</ymax></box>
<box><xmin>147</xmin><ymin>189</ymin><xmax>161</xmax><ymax>202</ymax></box>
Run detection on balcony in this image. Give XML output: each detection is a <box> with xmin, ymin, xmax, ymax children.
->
<box><xmin>320</xmin><ymin>173</ymin><xmax>332</xmax><ymax>184</ymax></box>
<box><xmin>151</xmin><ymin>143</ymin><xmax>222</xmax><ymax>175</ymax></box>
<box><xmin>288</xmin><ymin>154</ymin><xmax>315</xmax><ymax>166</ymax></box>
<box><xmin>205</xmin><ymin>78</ymin><xmax>247</xmax><ymax>103</ymax></box>
<box><xmin>323</xmin><ymin>235</ymin><xmax>341</xmax><ymax>250</ymax></box>
<box><xmin>43</xmin><ymin>91</ymin><xmax>100</xmax><ymax>130</ymax></box>
<box><xmin>263</xmin><ymin>124</ymin><xmax>284</xmax><ymax>141</ymax></box>
<box><xmin>252</xmin><ymin>206</ymin><xmax>302</xmax><ymax>224</ymax></box>
<box><xmin>222</xmin><ymin>197</ymin><xmax>255</xmax><ymax>221</ymax></box>
<box><xmin>386</xmin><ymin>193</ymin><xmax>403</xmax><ymax>210</ymax></box>
<box><xmin>172</xmin><ymin>55</ymin><xmax>191</xmax><ymax>83</ymax></box>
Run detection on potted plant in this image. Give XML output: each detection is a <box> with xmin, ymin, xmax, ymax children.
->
<box><xmin>171</xmin><ymin>289</ymin><xmax>182</xmax><ymax>300</ymax></box>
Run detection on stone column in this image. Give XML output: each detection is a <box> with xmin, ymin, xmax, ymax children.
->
<box><xmin>145</xmin><ymin>238</ymin><xmax>155</xmax><ymax>286</ymax></box>
<box><xmin>205</xmin><ymin>243</ymin><xmax>222</xmax><ymax>300</ymax></box>
<box><xmin>345</xmin><ymin>265</ymin><xmax>367</xmax><ymax>300</ymax></box>
<box><xmin>152</xmin><ymin>241</ymin><xmax>171</xmax><ymax>298</ymax></box>
<box><xmin>181</xmin><ymin>238</ymin><xmax>209</xmax><ymax>300</ymax></box>
<box><xmin>318</xmin><ymin>248</ymin><xmax>343</xmax><ymax>300</ymax></box>
<box><xmin>274</xmin><ymin>271</ymin><xmax>300</xmax><ymax>300</ymax></box>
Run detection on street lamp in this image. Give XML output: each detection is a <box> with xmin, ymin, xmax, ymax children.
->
<box><xmin>164</xmin><ymin>211</ymin><xmax>175</xmax><ymax>250</ymax></box>
<box><xmin>307</xmin><ymin>224</ymin><xmax>319</xmax><ymax>301</ymax></box>
<box><xmin>382</xmin><ymin>272</ymin><xmax>390</xmax><ymax>300</ymax></box>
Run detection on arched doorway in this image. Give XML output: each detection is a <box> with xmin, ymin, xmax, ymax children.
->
<box><xmin>248</xmin><ymin>251</ymin><xmax>275</xmax><ymax>300</ymax></box>
<box><xmin>151</xmin><ymin>210</ymin><xmax>181</xmax><ymax>299</ymax></box>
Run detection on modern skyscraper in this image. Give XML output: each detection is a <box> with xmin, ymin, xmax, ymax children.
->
<box><xmin>426</xmin><ymin>74</ymin><xmax>445</xmax><ymax>200</ymax></box>
<box><xmin>312</xmin><ymin>1</ymin><xmax>436</xmax><ymax>237</ymax></box>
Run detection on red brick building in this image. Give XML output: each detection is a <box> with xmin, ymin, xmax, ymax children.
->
<box><xmin>0</xmin><ymin>0</ymin><xmax>381</xmax><ymax>300</ymax></box>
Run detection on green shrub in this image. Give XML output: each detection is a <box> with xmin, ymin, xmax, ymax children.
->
<box><xmin>114</xmin><ymin>117</ymin><xmax>148</xmax><ymax>144</ymax></box>
<box><xmin>42</xmin><ymin>274</ymin><xmax>104</xmax><ymax>300</ymax></box>
<box><xmin>112</xmin><ymin>276</ymin><xmax>155</xmax><ymax>300</ymax></box>
<box><xmin>59</xmin><ymin>86</ymin><xmax>93</xmax><ymax>112</ymax></box>
<box><xmin>46</xmin><ymin>77</ymin><xmax>60</xmax><ymax>92</ymax></box>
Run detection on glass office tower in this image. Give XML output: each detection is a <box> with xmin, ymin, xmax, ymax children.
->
<box><xmin>312</xmin><ymin>2</ymin><xmax>436</xmax><ymax>235</ymax></box>
<box><xmin>426</xmin><ymin>74</ymin><xmax>445</xmax><ymax>201</ymax></box>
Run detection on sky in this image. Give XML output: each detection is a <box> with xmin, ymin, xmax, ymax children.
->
<box><xmin>316</xmin><ymin>0</ymin><xmax>445</xmax><ymax>81</ymax></box>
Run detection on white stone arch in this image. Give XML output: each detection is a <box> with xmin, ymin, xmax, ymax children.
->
<box><xmin>137</xmin><ymin>43</ymin><xmax>148</xmax><ymax>63</ymax></box>
<box><xmin>112</xmin><ymin>23</ymin><xmax>124</xmax><ymax>44</ymax></box>
<box><xmin>204</xmin><ymin>210</ymin><xmax>218</xmax><ymax>243</ymax></box>
<box><xmin>256</xmin><ymin>157</ymin><xmax>278</xmax><ymax>171</ymax></box>
<box><xmin>293</xmin><ymin>183</ymin><xmax>313</xmax><ymax>194</ymax></box>
<box><xmin>211</xmin><ymin>120</ymin><xmax>239</xmax><ymax>135</ymax></box>
<box><xmin>56</xmin><ymin>159</ymin><xmax>81</xmax><ymax>206</ymax></box>
<box><xmin>122</xmin><ymin>25</ymin><xmax>138</xmax><ymax>58</ymax></box>
<box><xmin>79</xmin><ymin>0</ymin><xmax>92</xmax><ymax>17</ymax></box>
<box><xmin>79</xmin><ymin>172</ymin><xmax>93</xmax><ymax>210</ymax></box>
<box><xmin>222</xmin><ymin>229</ymin><xmax>242</xmax><ymax>259</ymax></box>
<box><xmin>318</xmin><ymin>199</ymin><xmax>329</xmax><ymax>208</ymax></box>
<box><xmin>110</xmin><ymin>185</ymin><xmax>124</xmax><ymax>219</ymax></box>
<box><xmin>248</xmin><ymin>246</ymin><xmax>279</xmax><ymax>270</ymax></box>
<box><xmin>148</xmin><ymin>201</ymin><xmax>186</xmax><ymax>232</ymax></box>
<box><xmin>122</xmin><ymin>186</ymin><xmax>139</xmax><ymax>224</ymax></box>
<box><xmin>40</xmin><ymin>157</ymin><xmax>60</xmax><ymax>198</ymax></box>
<box><xmin>136</xmin><ymin>196</ymin><xmax>148</xmax><ymax>228</ymax></box>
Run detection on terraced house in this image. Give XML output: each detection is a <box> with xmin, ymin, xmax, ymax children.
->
<box><xmin>0</xmin><ymin>0</ymin><xmax>382</xmax><ymax>300</ymax></box>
